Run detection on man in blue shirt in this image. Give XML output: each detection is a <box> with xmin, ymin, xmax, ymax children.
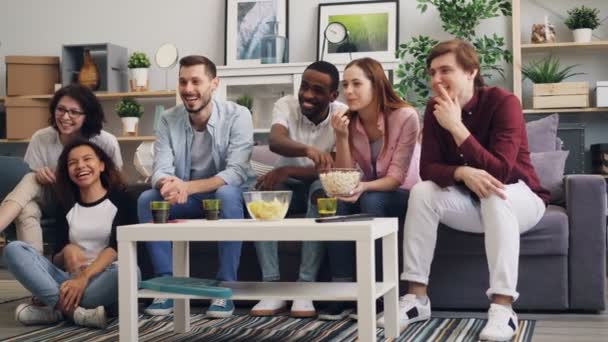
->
<box><xmin>138</xmin><ymin>55</ymin><xmax>255</xmax><ymax>318</ymax></box>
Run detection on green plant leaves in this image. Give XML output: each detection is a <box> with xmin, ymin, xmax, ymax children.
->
<box><xmin>116</xmin><ymin>97</ymin><xmax>144</xmax><ymax>118</ymax></box>
<box><xmin>521</xmin><ymin>56</ymin><xmax>585</xmax><ymax>84</ymax></box>
<box><xmin>393</xmin><ymin>0</ymin><xmax>511</xmax><ymax>108</ymax></box>
<box><xmin>564</xmin><ymin>6</ymin><xmax>601</xmax><ymax>30</ymax></box>
<box><xmin>128</xmin><ymin>52</ymin><xmax>151</xmax><ymax>69</ymax></box>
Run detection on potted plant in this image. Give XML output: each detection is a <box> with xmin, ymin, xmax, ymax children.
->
<box><xmin>116</xmin><ymin>97</ymin><xmax>144</xmax><ymax>136</ymax></box>
<box><xmin>565</xmin><ymin>6</ymin><xmax>601</xmax><ymax>43</ymax></box>
<box><xmin>128</xmin><ymin>51</ymin><xmax>151</xmax><ymax>91</ymax></box>
<box><xmin>393</xmin><ymin>0</ymin><xmax>512</xmax><ymax>108</ymax></box>
<box><xmin>521</xmin><ymin>56</ymin><xmax>587</xmax><ymax>109</ymax></box>
<box><xmin>236</xmin><ymin>94</ymin><xmax>254</xmax><ymax>112</ymax></box>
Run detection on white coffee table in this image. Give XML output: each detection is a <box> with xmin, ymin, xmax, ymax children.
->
<box><xmin>118</xmin><ymin>218</ymin><xmax>400</xmax><ymax>341</ymax></box>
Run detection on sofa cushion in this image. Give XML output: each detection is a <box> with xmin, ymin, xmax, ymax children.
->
<box><xmin>435</xmin><ymin>205</ymin><xmax>568</xmax><ymax>256</ymax></box>
<box><xmin>526</xmin><ymin>113</ymin><xmax>559</xmax><ymax>153</ymax></box>
<box><xmin>530</xmin><ymin>150</ymin><xmax>569</xmax><ymax>203</ymax></box>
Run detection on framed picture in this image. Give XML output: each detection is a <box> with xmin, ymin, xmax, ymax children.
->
<box><xmin>317</xmin><ymin>0</ymin><xmax>398</xmax><ymax>63</ymax></box>
<box><xmin>224</xmin><ymin>0</ymin><xmax>289</xmax><ymax>66</ymax></box>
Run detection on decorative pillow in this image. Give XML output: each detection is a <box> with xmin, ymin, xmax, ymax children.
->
<box><xmin>530</xmin><ymin>150</ymin><xmax>569</xmax><ymax>203</ymax></box>
<box><xmin>526</xmin><ymin>113</ymin><xmax>559</xmax><ymax>152</ymax></box>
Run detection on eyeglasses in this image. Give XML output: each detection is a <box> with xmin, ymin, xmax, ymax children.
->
<box><xmin>55</xmin><ymin>106</ymin><xmax>85</xmax><ymax>118</ymax></box>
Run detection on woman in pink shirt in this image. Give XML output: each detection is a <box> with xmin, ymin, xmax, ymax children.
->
<box><xmin>318</xmin><ymin>57</ymin><xmax>420</xmax><ymax>320</ymax></box>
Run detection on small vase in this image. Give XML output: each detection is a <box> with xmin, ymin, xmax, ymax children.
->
<box><xmin>260</xmin><ymin>21</ymin><xmax>288</xmax><ymax>64</ymax></box>
<box><xmin>572</xmin><ymin>28</ymin><xmax>592</xmax><ymax>43</ymax></box>
<box><xmin>121</xmin><ymin>117</ymin><xmax>139</xmax><ymax>136</ymax></box>
<box><xmin>78</xmin><ymin>49</ymin><xmax>100</xmax><ymax>90</ymax></box>
<box><xmin>129</xmin><ymin>68</ymin><xmax>149</xmax><ymax>91</ymax></box>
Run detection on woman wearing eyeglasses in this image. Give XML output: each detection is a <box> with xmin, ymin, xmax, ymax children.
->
<box><xmin>0</xmin><ymin>84</ymin><xmax>122</xmax><ymax>254</ymax></box>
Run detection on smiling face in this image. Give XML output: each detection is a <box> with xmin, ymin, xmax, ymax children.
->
<box><xmin>67</xmin><ymin>145</ymin><xmax>105</xmax><ymax>189</ymax></box>
<box><xmin>428</xmin><ymin>52</ymin><xmax>477</xmax><ymax>101</ymax></box>
<box><xmin>298</xmin><ymin>69</ymin><xmax>337</xmax><ymax>120</ymax></box>
<box><xmin>178</xmin><ymin>64</ymin><xmax>219</xmax><ymax>114</ymax></box>
<box><xmin>54</xmin><ymin>96</ymin><xmax>86</xmax><ymax>137</ymax></box>
<box><xmin>342</xmin><ymin>65</ymin><xmax>374</xmax><ymax>112</ymax></box>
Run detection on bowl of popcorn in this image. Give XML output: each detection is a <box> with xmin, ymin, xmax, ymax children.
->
<box><xmin>243</xmin><ymin>191</ymin><xmax>292</xmax><ymax>220</ymax></box>
<box><xmin>319</xmin><ymin>168</ymin><xmax>362</xmax><ymax>197</ymax></box>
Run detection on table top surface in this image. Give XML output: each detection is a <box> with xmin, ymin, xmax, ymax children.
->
<box><xmin>117</xmin><ymin>217</ymin><xmax>398</xmax><ymax>242</ymax></box>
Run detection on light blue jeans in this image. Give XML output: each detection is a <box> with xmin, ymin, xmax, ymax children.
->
<box><xmin>3</xmin><ymin>241</ymin><xmax>140</xmax><ymax>314</ymax></box>
<box><xmin>254</xmin><ymin>179</ymin><xmax>325</xmax><ymax>282</ymax></box>
<box><xmin>138</xmin><ymin>184</ymin><xmax>245</xmax><ymax>281</ymax></box>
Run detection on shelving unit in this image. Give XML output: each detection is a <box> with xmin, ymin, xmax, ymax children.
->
<box><xmin>524</xmin><ymin>107</ymin><xmax>608</xmax><ymax>114</ymax></box>
<box><xmin>512</xmin><ymin>0</ymin><xmax>608</xmax><ymax>113</ymax></box>
<box><xmin>216</xmin><ymin>61</ymin><xmax>399</xmax><ymax>132</ymax></box>
<box><xmin>1</xmin><ymin>90</ymin><xmax>175</xmax><ymax>143</ymax></box>
<box><xmin>521</xmin><ymin>41</ymin><xmax>608</xmax><ymax>51</ymax></box>
<box><xmin>1</xmin><ymin>90</ymin><xmax>175</xmax><ymax>101</ymax></box>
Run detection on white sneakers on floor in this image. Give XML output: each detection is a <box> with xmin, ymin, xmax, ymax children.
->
<box><xmin>290</xmin><ymin>299</ymin><xmax>316</xmax><ymax>317</ymax></box>
<box><xmin>15</xmin><ymin>303</ymin><xmax>62</xmax><ymax>325</ymax></box>
<box><xmin>250</xmin><ymin>299</ymin><xmax>287</xmax><ymax>316</ymax></box>
<box><xmin>250</xmin><ymin>299</ymin><xmax>316</xmax><ymax>317</ymax></box>
<box><xmin>378</xmin><ymin>294</ymin><xmax>431</xmax><ymax>330</ymax></box>
<box><xmin>73</xmin><ymin>306</ymin><xmax>108</xmax><ymax>329</ymax></box>
<box><xmin>479</xmin><ymin>303</ymin><xmax>518</xmax><ymax>341</ymax></box>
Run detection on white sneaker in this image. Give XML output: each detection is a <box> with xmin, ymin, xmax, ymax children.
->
<box><xmin>290</xmin><ymin>299</ymin><xmax>316</xmax><ymax>318</ymax></box>
<box><xmin>73</xmin><ymin>306</ymin><xmax>107</xmax><ymax>329</ymax></box>
<box><xmin>15</xmin><ymin>303</ymin><xmax>62</xmax><ymax>325</ymax></box>
<box><xmin>250</xmin><ymin>299</ymin><xmax>287</xmax><ymax>316</ymax></box>
<box><xmin>378</xmin><ymin>294</ymin><xmax>431</xmax><ymax>330</ymax></box>
<box><xmin>479</xmin><ymin>304</ymin><xmax>518</xmax><ymax>341</ymax></box>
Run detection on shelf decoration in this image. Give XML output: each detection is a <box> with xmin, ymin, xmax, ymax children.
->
<box><xmin>128</xmin><ymin>52</ymin><xmax>151</xmax><ymax>92</ymax></box>
<box><xmin>531</xmin><ymin>16</ymin><xmax>556</xmax><ymax>44</ymax></box>
<box><xmin>78</xmin><ymin>49</ymin><xmax>101</xmax><ymax>91</ymax></box>
<box><xmin>522</xmin><ymin>56</ymin><xmax>588</xmax><ymax>109</ymax></box>
<box><xmin>116</xmin><ymin>97</ymin><xmax>144</xmax><ymax>136</ymax></box>
<box><xmin>224</xmin><ymin>0</ymin><xmax>288</xmax><ymax>67</ymax></box>
<box><xmin>565</xmin><ymin>5</ymin><xmax>601</xmax><ymax>43</ymax></box>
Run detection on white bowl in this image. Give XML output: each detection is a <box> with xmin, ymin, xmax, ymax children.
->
<box><xmin>319</xmin><ymin>168</ymin><xmax>362</xmax><ymax>197</ymax></box>
<box><xmin>243</xmin><ymin>191</ymin><xmax>292</xmax><ymax>220</ymax></box>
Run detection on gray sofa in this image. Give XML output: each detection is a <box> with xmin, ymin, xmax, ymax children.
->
<box><xmin>2</xmin><ymin>150</ymin><xmax>606</xmax><ymax>311</ymax></box>
<box><xmin>194</xmin><ymin>145</ymin><xmax>608</xmax><ymax>311</ymax></box>
<box><xmin>429</xmin><ymin>174</ymin><xmax>606</xmax><ymax>311</ymax></box>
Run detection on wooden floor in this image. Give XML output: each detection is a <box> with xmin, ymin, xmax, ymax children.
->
<box><xmin>0</xmin><ymin>267</ymin><xmax>606</xmax><ymax>341</ymax></box>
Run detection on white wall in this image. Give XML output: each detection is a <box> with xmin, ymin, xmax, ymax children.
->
<box><xmin>0</xmin><ymin>0</ymin><xmax>512</xmax><ymax>95</ymax></box>
<box><xmin>2</xmin><ymin>0</ymin><xmax>607</xmax><ymax>173</ymax></box>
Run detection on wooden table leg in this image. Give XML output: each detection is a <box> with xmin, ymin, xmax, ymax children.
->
<box><xmin>173</xmin><ymin>241</ymin><xmax>190</xmax><ymax>333</ymax></box>
<box><xmin>119</xmin><ymin>241</ymin><xmax>139</xmax><ymax>341</ymax></box>
<box><xmin>356</xmin><ymin>238</ymin><xmax>377</xmax><ymax>342</ymax></box>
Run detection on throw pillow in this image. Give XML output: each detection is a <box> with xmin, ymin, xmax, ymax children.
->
<box><xmin>526</xmin><ymin>113</ymin><xmax>559</xmax><ymax>153</ymax></box>
<box><xmin>530</xmin><ymin>150</ymin><xmax>569</xmax><ymax>203</ymax></box>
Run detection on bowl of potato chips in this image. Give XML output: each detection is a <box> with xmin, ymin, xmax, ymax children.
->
<box><xmin>243</xmin><ymin>191</ymin><xmax>292</xmax><ymax>220</ymax></box>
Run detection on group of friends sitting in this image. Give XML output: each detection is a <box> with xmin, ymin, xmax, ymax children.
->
<box><xmin>0</xmin><ymin>39</ymin><xmax>549</xmax><ymax>342</ymax></box>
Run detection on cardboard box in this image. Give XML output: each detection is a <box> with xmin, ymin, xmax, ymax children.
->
<box><xmin>596</xmin><ymin>81</ymin><xmax>608</xmax><ymax>107</ymax></box>
<box><xmin>6</xmin><ymin>56</ymin><xmax>60</xmax><ymax>96</ymax></box>
<box><xmin>532</xmin><ymin>82</ymin><xmax>589</xmax><ymax>109</ymax></box>
<box><xmin>4</xmin><ymin>97</ymin><xmax>49</xmax><ymax>140</ymax></box>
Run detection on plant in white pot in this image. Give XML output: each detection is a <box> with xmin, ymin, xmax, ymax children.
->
<box><xmin>128</xmin><ymin>52</ymin><xmax>151</xmax><ymax>91</ymax></box>
<box><xmin>565</xmin><ymin>6</ymin><xmax>601</xmax><ymax>43</ymax></box>
<box><xmin>116</xmin><ymin>98</ymin><xmax>144</xmax><ymax>136</ymax></box>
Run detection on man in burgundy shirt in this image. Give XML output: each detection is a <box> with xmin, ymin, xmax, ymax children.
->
<box><xmin>392</xmin><ymin>40</ymin><xmax>549</xmax><ymax>341</ymax></box>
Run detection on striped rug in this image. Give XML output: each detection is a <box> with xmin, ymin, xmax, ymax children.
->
<box><xmin>5</xmin><ymin>314</ymin><xmax>535</xmax><ymax>342</ymax></box>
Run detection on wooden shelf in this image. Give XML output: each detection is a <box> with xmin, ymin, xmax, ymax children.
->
<box><xmin>0</xmin><ymin>136</ymin><xmax>155</xmax><ymax>144</ymax></box>
<box><xmin>117</xmin><ymin>136</ymin><xmax>155</xmax><ymax>142</ymax></box>
<box><xmin>523</xmin><ymin>107</ymin><xmax>608</xmax><ymax>114</ymax></box>
<box><xmin>522</xmin><ymin>41</ymin><xmax>608</xmax><ymax>52</ymax></box>
<box><xmin>0</xmin><ymin>90</ymin><xmax>175</xmax><ymax>101</ymax></box>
